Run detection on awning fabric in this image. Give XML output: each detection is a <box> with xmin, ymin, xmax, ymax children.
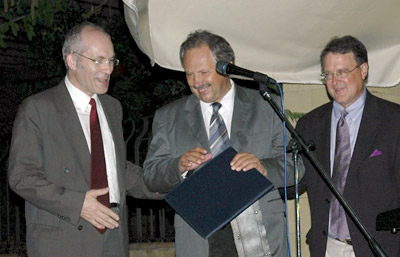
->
<box><xmin>123</xmin><ymin>0</ymin><xmax>400</xmax><ymax>87</ymax></box>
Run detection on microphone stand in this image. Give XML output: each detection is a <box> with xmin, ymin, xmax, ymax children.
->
<box><xmin>258</xmin><ymin>82</ymin><xmax>388</xmax><ymax>257</ymax></box>
<box><xmin>287</xmin><ymin>139</ymin><xmax>303</xmax><ymax>257</ymax></box>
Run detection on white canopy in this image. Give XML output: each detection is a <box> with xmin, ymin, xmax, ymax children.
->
<box><xmin>123</xmin><ymin>0</ymin><xmax>400</xmax><ymax>87</ymax></box>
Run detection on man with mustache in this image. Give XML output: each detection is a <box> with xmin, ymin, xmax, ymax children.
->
<box><xmin>144</xmin><ymin>30</ymin><xmax>304</xmax><ymax>256</ymax></box>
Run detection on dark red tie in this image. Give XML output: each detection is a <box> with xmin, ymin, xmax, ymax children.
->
<box><xmin>89</xmin><ymin>98</ymin><xmax>109</xmax><ymax>234</ymax></box>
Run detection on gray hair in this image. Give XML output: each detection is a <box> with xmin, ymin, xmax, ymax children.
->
<box><xmin>179</xmin><ymin>30</ymin><xmax>235</xmax><ymax>67</ymax></box>
<box><xmin>62</xmin><ymin>22</ymin><xmax>109</xmax><ymax>69</ymax></box>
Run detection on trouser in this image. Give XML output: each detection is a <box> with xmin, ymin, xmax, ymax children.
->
<box><xmin>103</xmin><ymin>205</ymin><xmax>122</xmax><ymax>257</ymax></box>
<box><xmin>325</xmin><ymin>236</ymin><xmax>355</xmax><ymax>257</ymax></box>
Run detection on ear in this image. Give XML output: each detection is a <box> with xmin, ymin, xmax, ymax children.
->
<box><xmin>360</xmin><ymin>62</ymin><xmax>368</xmax><ymax>80</ymax></box>
<box><xmin>66</xmin><ymin>53</ymin><xmax>77</xmax><ymax>70</ymax></box>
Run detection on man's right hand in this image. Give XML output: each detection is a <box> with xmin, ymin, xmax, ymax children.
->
<box><xmin>178</xmin><ymin>147</ymin><xmax>212</xmax><ymax>173</ymax></box>
<box><xmin>80</xmin><ymin>188</ymin><xmax>119</xmax><ymax>230</ymax></box>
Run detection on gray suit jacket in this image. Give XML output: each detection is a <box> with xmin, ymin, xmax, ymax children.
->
<box><xmin>8</xmin><ymin>81</ymin><xmax>159</xmax><ymax>257</ymax></box>
<box><xmin>296</xmin><ymin>91</ymin><xmax>400</xmax><ymax>257</ymax></box>
<box><xmin>144</xmin><ymin>85</ymin><xmax>304</xmax><ymax>257</ymax></box>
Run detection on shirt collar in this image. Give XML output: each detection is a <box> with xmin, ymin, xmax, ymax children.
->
<box><xmin>65</xmin><ymin>76</ymin><xmax>99</xmax><ymax>112</ymax></box>
<box><xmin>333</xmin><ymin>87</ymin><xmax>366</xmax><ymax>119</ymax></box>
<box><xmin>199</xmin><ymin>79</ymin><xmax>236</xmax><ymax>113</ymax></box>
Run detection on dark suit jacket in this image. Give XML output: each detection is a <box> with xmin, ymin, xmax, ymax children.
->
<box><xmin>296</xmin><ymin>91</ymin><xmax>400</xmax><ymax>257</ymax></box>
<box><xmin>144</xmin><ymin>85</ymin><xmax>304</xmax><ymax>257</ymax></box>
<box><xmin>8</xmin><ymin>81</ymin><xmax>159</xmax><ymax>257</ymax></box>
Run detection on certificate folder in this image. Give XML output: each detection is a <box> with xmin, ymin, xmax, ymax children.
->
<box><xmin>165</xmin><ymin>147</ymin><xmax>274</xmax><ymax>239</ymax></box>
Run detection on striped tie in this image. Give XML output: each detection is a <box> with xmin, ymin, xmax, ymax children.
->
<box><xmin>208</xmin><ymin>102</ymin><xmax>236</xmax><ymax>255</ymax></box>
<box><xmin>209</xmin><ymin>102</ymin><xmax>230</xmax><ymax>157</ymax></box>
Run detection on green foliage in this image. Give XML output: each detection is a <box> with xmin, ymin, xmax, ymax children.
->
<box><xmin>0</xmin><ymin>0</ymin><xmax>69</xmax><ymax>48</ymax></box>
<box><xmin>285</xmin><ymin>109</ymin><xmax>305</xmax><ymax>124</ymax></box>
<box><xmin>1</xmin><ymin>0</ymin><xmax>189</xmax><ymax>164</ymax></box>
<box><xmin>0</xmin><ymin>1</ymin><xmax>190</xmax><ymax>251</ymax></box>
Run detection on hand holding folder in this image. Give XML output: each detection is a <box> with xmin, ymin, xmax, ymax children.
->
<box><xmin>165</xmin><ymin>147</ymin><xmax>274</xmax><ymax>238</ymax></box>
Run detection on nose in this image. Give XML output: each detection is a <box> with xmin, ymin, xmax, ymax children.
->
<box><xmin>101</xmin><ymin>63</ymin><xmax>113</xmax><ymax>74</ymax></box>
<box><xmin>331</xmin><ymin>73</ymin><xmax>339</xmax><ymax>85</ymax></box>
<box><xmin>192</xmin><ymin>74</ymin><xmax>204</xmax><ymax>87</ymax></box>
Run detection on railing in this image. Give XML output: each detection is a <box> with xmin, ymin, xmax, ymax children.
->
<box><xmin>0</xmin><ymin>179</ymin><xmax>27</xmax><ymax>256</ymax></box>
<box><xmin>0</xmin><ymin>118</ymin><xmax>175</xmax><ymax>255</ymax></box>
<box><xmin>127</xmin><ymin>199</ymin><xmax>175</xmax><ymax>243</ymax></box>
<box><xmin>1</xmin><ymin>191</ymin><xmax>174</xmax><ymax>256</ymax></box>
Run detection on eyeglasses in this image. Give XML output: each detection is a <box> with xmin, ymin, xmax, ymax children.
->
<box><xmin>320</xmin><ymin>64</ymin><xmax>361</xmax><ymax>81</ymax></box>
<box><xmin>73</xmin><ymin>52</ymin><xmax>119</xmax><ymax>67</ymax></box>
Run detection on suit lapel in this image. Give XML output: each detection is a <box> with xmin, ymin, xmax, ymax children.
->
<box><xmin>55</xmin><ymin>82</ymin><xmax>91</xmax><ymax>185</ymax></box>
<box><xmin>348</xmin><ymin>92</ymin><xmax>380</xmax><ymax>176</ymax></box>
<box><xmin>230</xmin><ymin>86</ymin><xmax>251</xmax><ymax>151</ymax></box>
<box><xmin>98</xmin><ymin>95</ymin><xmax>125</xmax><ymax>198</ymax></box>
<box><xmin>98</xmin><ymin>95</ymin><xmax>122</xmax><ymax>163</ymax></box>
<box><xmin>184</xmin><ymin>95</ymin><xmax>210</xmax><ymax>150</ymax></box>
<box><xmin>317</xmin><ymin>104</ymin><xmax>332</xmax><ymax>177</ymax></box>
<box><xmin>307</xmin><ymin>103</ymin><xmax>333</xmax><ymax>197</ymax></box>
<box><xmin>183</xmin><ymin>86</ymin><xmax>252</xmax><ymax>152</ymax></box>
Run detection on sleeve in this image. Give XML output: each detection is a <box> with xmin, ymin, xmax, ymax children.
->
<box><xmin>125</xmin><ymin>161</ymin><xmax>165</xmax><ymax>199</ymax></box>
<box><xmin>143</xmin><ymin>108</ymin><xmax>184</xmax><ymax>193</ymax></box>
<box><xmin>260</xmin><ymin>94</ymin><xmax>306</xmax><ymax>189</ymax></box>
<box><xmin>8</xmin><ymin>97</ymin><xmax>85</xmax><ymax>226</ymax></box>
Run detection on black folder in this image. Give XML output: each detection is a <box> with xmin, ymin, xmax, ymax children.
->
<box><xmin>165</xmin><ymin>147</ymin><xmax>274</xmax><ymax>239</ymax></box>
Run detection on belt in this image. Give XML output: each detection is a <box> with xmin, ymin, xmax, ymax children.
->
<box><xmin>335</xmin><ymin>238</ymin><xmax>352</xmax><ymax>245</ymax></box>
<box><xmin>110</xmin><ymin>202</ymin><xmax>119</xmax><ymax>208</ymax></box>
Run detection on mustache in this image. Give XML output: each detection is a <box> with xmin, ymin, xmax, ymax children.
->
<box><xmin>194</xmin><ymin>84</ymin><xmax>211</xmax><ymax>91</ymax></box>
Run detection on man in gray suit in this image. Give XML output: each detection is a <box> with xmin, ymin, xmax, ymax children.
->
<box><xmin>8</xmin><ymin>22</ymin><xmax>160</xmax><ymax>257</ymax></box>
<box><xmin>144</xmin><ymin>30</ymin><xmax>304</xmax><ymax>256</ymax></box>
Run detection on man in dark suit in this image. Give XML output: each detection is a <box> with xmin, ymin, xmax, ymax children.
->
<box><xmin>8</xmin><ymin>22</ymin><xmax>161</xmax><ymax>257</ymax></box>
<box><xmin>144</xmin><ymin>30</ymin><xmax>304</xmax><ymax>256</ymax></box>
<box><xmin>296</xmin><ymin>36</ymin><xmax>400</xmax><ymax>256</ymax></box>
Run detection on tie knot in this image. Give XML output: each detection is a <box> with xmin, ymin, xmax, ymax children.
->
<box><xmin>211</xmin><ymin>102</ymin><xmax>222</xmax><ymax>113</ymax></box>
<box><xmin>90</xmin><ymin>98</ymin><xmax>97</xmax><ymax>109</ymax></box>
<box><xmin>340</xmin><ymin>110</ymin><xmax>348</xmax><ymax>120</ymax></box>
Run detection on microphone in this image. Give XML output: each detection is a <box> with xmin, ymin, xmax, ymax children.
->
<box><xmin>216</xmin><ymin>61</ymin><xmax>276</xmax><ymax>84</ymax></box>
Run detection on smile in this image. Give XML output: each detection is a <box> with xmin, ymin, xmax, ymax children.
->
<box><xmin>195</xmin><ymin>84</ymin><xmax>210</xmax><ymax>93</ymax></box>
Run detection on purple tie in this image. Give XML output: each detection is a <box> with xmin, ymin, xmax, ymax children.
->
<box><xmin>329</xmin><ymin>110</ymin><xmax>351</xmax><ymax>241</ymax></box>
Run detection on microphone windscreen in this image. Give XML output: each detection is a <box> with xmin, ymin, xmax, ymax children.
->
<box><xmin>216</xmin><ymin>61</ymin><xmax>229</xmax><ymax>75</ymax></box>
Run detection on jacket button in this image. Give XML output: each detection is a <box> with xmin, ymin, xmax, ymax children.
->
<box><xmin>325</xmin><ymin>198</ymin><xmax>330</xmax><ymax>203</ymax></box>
<box><xmin>78</xmin><ymin>225</ymin><xmax>83</xmax><ymax>231</ymax></box>
<box><xmin>64</xmin><ymin>168</ymin><xmax>70</xmax><ymax>174</ymax></box>
<box><xmin>322</xmin><ymin>230</ymin><xmax>327</xmax><ymax>235</ymax></box>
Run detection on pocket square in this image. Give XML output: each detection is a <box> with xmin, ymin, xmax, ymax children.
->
<box><xmin>369</xmin><ymin>149</ymin><xmax>382</xmax><ymax>157</ymax></box>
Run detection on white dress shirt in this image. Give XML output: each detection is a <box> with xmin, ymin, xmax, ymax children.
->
<box><xmin>199</xmin><ymin>80</ymin><xmax>272</xmax><ymax>256</ymax></box>
<box><xmin>200</xmin><ymin>81</ymin><xmax>234</xmax><ymax>138</ymax></box>
<box><xmin>65</xmin><ymin>76</ymin><xmax>120</xmax><ymax>204</ymax></box>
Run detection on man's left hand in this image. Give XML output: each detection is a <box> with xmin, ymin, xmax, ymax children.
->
<box><xmin>230</xmin><ymin>152</ymin><xmax>267</xmax><ymax>177</ymax></box>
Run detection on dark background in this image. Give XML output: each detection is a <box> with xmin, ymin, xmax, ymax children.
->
<box><xmin>0</xmin><ymin>0</ymin><xmax>190</xmax><ymax>254</ymax></box>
